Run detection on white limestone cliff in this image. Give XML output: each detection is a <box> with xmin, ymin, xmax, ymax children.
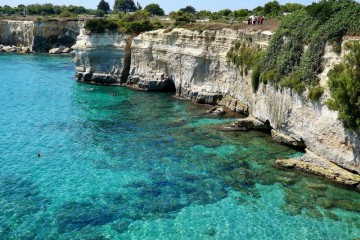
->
<box><xmin>72</xmin><ymin>29</ymin><xmax>132</xmax><ymax>84</ymax></box>
<box><xmin>128</xmin><ymin>28</ymin><xmax>360</xmax><ymax>184</ymax></box>
<box><xmin>0</xmin><ymin>19</ymin><xmax>81</xmax><ymax>52</ymax></box>
<box><xmin>0</xmin><ymin>20</ymin><xmax>34</xmax><ymax>49</ymax></box>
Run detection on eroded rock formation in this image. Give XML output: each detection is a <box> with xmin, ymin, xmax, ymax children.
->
<box><xmin>0</xmin><ymin>19</ymin><xmax>81</xmax><ymax>52</ymax></box>
<box><xmin>127</xmin><ymin>28</ymin><xmax>360</xmax><ymax>186</ymax></box>
<box><xmin>72</xmin><ymin>29</ymin><xmax>132</xmax><ymax>84</ymax></box>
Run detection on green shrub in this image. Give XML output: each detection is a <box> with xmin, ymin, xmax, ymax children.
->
<box><xmin>327</xmin><ymin>41</ymin><xmax>360</xmax><ymax>130</ymax></box>
<box><xmin>258</xmin><ymin>0</ymin><xmax>360</xmax><ymax>96</ymax></box>
<box><xmin>59</xmin><ymin>11</ymin><xmax>71</xmax><ymax>18</ymax></box>
<box><xmin>117</xmin><ymin>9</ymin><xmax>164</xmax><ymax>34</ymax></box>
<box><xmin>226</xmin><ymin>40</ymin><xmax>263</xmax><ymax>77</ymax></box>
<box><xmin>170</xmin><ymin>11</ymin><xmax>196</xmax><ymax>27</ymax></box>
<box><xmin>308</xmin><ymin>85</ymin><xmax>324</xmax><ymax>101</ymax></box>
<box><xmin>85</xmin><ymin>18</ymin><xmax>119</xmax><ymax>34</ymax></box>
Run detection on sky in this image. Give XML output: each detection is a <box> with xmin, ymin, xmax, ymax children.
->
<box><xmin>1</xmin><ymin>0</ymin><xmax>359</xmax><ymax>13</ymax></box>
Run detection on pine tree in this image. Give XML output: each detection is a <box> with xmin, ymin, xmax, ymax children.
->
<box><xmin>97</xmin><ymin>0</ymin><xmax>110</xmax><ymax>13</ymax></box>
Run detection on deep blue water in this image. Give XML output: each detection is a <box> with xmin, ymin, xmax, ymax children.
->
<box><xmin>0</xmin><ymin>53</ymin><xmax>359</xmax><ymax>239</ymax></box>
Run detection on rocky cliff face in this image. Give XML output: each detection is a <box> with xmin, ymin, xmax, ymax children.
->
<box><xmin>0</xmin><ymin>20</ymin><xmax>34</xmax><ymax>48</ymax></box>
<box><xmin>72</xmin><ymin>29</ymin><xmax>132</xmax><ymax>84</ymax></box>
<box><xmin>128</xmin><ymin>28</ymin><xmax>360</xmax><ymax>183</ymax></box>
<box><xmin>0</xmin><ymin>19</ymin><xmax>81</xmax><ymax>52</ymax></box>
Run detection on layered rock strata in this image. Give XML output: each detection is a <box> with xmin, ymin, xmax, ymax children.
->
<box><xmin>0</xmin><ymin>19</ymin><xmax>81</xmax><ymax>52</ymax></box>
<box><xmin>127</xmin><ymin>28</ymin><xmax>360</xmax><ymax>185</ymax></box>
<box><xmin>72</xmin><ymin>30</ymin><xmax>132</xmax><ymax>84</ymax></box>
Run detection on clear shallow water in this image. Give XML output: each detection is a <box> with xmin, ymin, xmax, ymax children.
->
<box><xmin>0</xmin><ymin>54</ymin><xmax>359</xmax><ymax>239</ymax></box>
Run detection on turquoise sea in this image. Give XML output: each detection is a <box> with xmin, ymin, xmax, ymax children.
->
<box><xmin>0</xmin><ymin>53</ymin><xmax>359</xmax><ymax>239</ymax></box>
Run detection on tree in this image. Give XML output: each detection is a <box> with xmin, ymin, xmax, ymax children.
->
<box><xmin>252</xmin><ymin>6</ymin><xmax>264</xmax><ymax>15</ymax></box>
<box><xmin>170</xmin><ymin>11</ymin><xmax>196</xmax><ymax>26</ymax></box>
<box><xmin>114</xmin><ymin>0</ymin><xmax>137</xmax><ymax>12</ymax></box>
<box><xmin>281</xmin><ymin>3</ymin><xmax>304</xmax><ymax>13</ymax></box>
<box><xmin>233</xmin><ymin>9</ymin><xmax>250</xmax><ymax>19</ymax></box>
<box><xmin>264</xmin><ymin>1</ymin><xmax>281</xmax><ymax>16</ymax></box>
<box><xmin>97</xmin><ymin>0</ymin><xmax>110</xmax><ymax>13</ymax></box>
<box><xmin>180</xmin><ymin>6</ymin><xmax>196</xmax><ymax>15</ymax></box>
<box><xmin>144</xmin><ymin>3</ymin><xmax>165</xmax><ymax>16</ymax></box>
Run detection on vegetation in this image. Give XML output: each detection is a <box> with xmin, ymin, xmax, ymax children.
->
<box><xmin>251</xmin><ymin>0</ymin><xmax>360</xmax><ymax>101</ymax></box>
<box><xmin>327</xmin><ymin>41</ymin><xmax>360</xmax><ymax>130</ymax></box>
<box><xmin>118</xmin><ymin>10</ymin><xmax>164</xmax><ymax>34</ymax></box>
<box><xmin>226</xmin><ymin>41</ymin><xmax>263</xmax><ymax>76</ymax></box>
<box><xmin>180</xmin><ymin>6</ymin><xmax>197</xmax><ymax>15</ymax></box>
<box><xmin>169</xmin><ymin>11</ymin><xmax>196</xmax><ymax>27</ymax></box>
<box><xmin>0</xmin><ymin>4</ymin><xmax>90</xmax><ymax>16</ymax></box>
<box><xmin>84</xmin><ymin>18</ymin><xmax>118</xmax><ymax>33</ymax></box>
<box><xmin>97</xmin><ymin>0</ymin><xmax>110</xmax><ymax>13</ymax></box>
<box><xmin>144</xmin><ymin>3</ymin><xmax>165</xmax><ymax>16</ymax></box>
<box><xmin>226</xmin><ymin>40</ymin><xmax>264</xmax><ymax>92</ymax></box>
<box><xmin>113</xmin><ymin>0</ymin><xmax>141</xmax><ymax>12</ymax></box>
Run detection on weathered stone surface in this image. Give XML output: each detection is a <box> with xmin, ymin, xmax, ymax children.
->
<box><xmin>234</xmin><ymin>115</ymin><xmax>271</xmax><ymax>131</ymax></box>
<box><xmin>72</xmin><ymin>30</ymin><xmax>132</xmax><ymax>84</ymax></box>
<box><xmin>0</xmin><ymin>20</ymin><xmax>34</xmax><ymax>47</ymax></box>
<box><xmin>276</xmin><ymin>150</ymin><xmax>360</xmax><ymax>187</ymax></box>
<box><xmin>3</xmin><ymin>45</ymin><xmax>16</xmax><ymax>52</ymax></box>
<box><xmin>271</xmin><ymin>129</ymin><xmax>305</xmax><ymax>148</ymax></box>
<box><xmin>129</xmin><ymin>28</ymin><xmax>360</xmax><ymax>177</ymax></box>
<box><xmin>49</xmin><ymin>46</ymin><xmax>66</xmax><ymax>54</ymax></box>
<box><xmin>0</xmin><ymin>20</ymin><xmax>81</xmax><ymax>53</ymax></box>
<box><xmin>207</xmin><ymin>106</ymin><xmax>225</xmax><ymax>115</ymax></box>
<box><xmin>219</xmin><ymin>95</ymin><xmax>249</xmax><ymax>115</ymax></box>
<box><xmin>62</xmin><ymin>47</ymin><xmax>72</xmax><ymax>53</ymax></box>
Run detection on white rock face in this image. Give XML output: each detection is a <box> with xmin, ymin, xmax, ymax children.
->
<box><xmin>0</xmin><ymin>20</ymin><xmax>34</xmax><ymax>49</ymax></box>
<box><xmin>129</xmin><ymin>28</ymin><xmax>360</xmax><ymax>174</ymax></box>
<box><xmin>0</xmin><ymin>20</ymin><xmax>81</xmax><ymax>52</ymax></box>
<box><xmin>72</xmin><ymin>29</ymin><xmax>132</xmax><ymax>84</ymax></box>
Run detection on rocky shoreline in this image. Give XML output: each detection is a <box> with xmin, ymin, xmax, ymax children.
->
<box><xmin>0</xmin><ymin>44</ymin><xmax>72</xmax><ymax>54</ymax></box>
<box><xmin>1</xmin><ymin>20</ymin><xmax>359</xmax><ymax>188</ymax></box>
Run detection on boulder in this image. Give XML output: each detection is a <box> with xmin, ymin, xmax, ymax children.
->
<box><xmin>20</xmin><ymin>47</ymin><xmax>32</xmax><ymax>53</ymax></box>
<box><xmin>234</xmin><ymin>115</ymin><xmax>271</xmax><ymax>131</ymax></box>
<box><xmin>49</xmin><ymin>46</ymin><xmax>66</xmax><ymax>54</ymax></box>
<box><xmin>3</xmin><ymin>46</ymin><xmax>17</xmax><ymax>52</ymax></box>
<box><xmin>62</xmin><ymin>47</ymin><xmax>72</xmax><ymax>53</ymax></box>
<box><xmin>271</xmin><ymin>130</ymin><xmax>305</xmax><ymax>148</ymax></box>
<box><xmin>207</xmin><ymin>106</ymin><xmax>225</xmax><ymax>116</ymax></box>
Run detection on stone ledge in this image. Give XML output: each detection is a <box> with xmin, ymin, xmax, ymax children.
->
<box><xmin>276</xmin><ymin>150</ymin><xmax>360</xmax><ymax>188</ymax></box>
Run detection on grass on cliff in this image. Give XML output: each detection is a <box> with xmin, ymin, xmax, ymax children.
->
<box><xmin>226</xmin><ymin>0</ymin><xmax>360</xmax><ymax>129</ymax></box>
<box><xmin>252</xmin><ymin>0</ymin><xmax>360</xmax><ymax>99</ymax></box>
<box><xmin>327</xmin><ymin>41</ymin><xmax>360</xmax><ymax>130</ymax></box>
<box><xmin>226</xmin><ymin>40</ymin><xmax>264</xmax><ymax>92</ymax></box>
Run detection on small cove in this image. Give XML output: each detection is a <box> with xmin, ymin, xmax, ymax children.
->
<box><xmin>0</xmin><ymin>53</ymin><xmax>359</xmax><ymax>239</ymax></box>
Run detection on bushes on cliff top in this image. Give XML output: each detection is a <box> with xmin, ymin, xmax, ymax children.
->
<box><xmin>327</xmin><ymin>41</ymin><xmax>360</xmax><ymax>130</ymax></box>
<box><xmin>84</xmin><ymin>18</ymin><xmax>119</xmax><ymax>34</ymax></box>
<box><xmin>253</xmin><ymin>0</ymin><xmax>359</xmax><ymax>99</ymax></box>
<box><xmin>118</xmin><ymin>10</ymin><xmax>164</xmax><ymax>34</ymax></box>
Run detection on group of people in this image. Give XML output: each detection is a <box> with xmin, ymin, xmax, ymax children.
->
<box><xmin>248</xmin><ymin>15</ymin><xmax>265</xmax><ymax>25</ymax></box>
